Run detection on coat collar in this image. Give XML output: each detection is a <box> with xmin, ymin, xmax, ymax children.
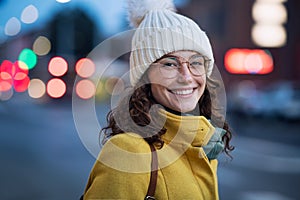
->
<box><xmin>158</xmin><ymin>109</ymin><xmax>215</xmax><ymax>147</ymax></box>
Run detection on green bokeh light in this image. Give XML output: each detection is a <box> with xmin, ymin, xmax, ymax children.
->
<box><xmin>18</xmin><ymin>48</ymin><xmax>37</xmax><ymax>70</ymax></box>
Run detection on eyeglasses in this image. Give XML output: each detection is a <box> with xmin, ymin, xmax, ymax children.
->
<box><xmin>151</xmin><ymin>54</ymin><xmax>210</xmax><ymax>79</ymax></box>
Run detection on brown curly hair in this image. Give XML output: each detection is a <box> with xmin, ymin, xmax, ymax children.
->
<box><xmin>101</xmin><ymin>74</ymin><xmax>234</xmax><ymax>156</ymax></box>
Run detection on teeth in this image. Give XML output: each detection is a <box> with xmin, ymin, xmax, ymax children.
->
<box><xmin>172</xmin><ymin>89</ymin><xmax>193</xmax><ymax>95</ymax></box>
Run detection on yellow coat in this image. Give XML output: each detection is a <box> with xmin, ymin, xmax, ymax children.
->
<box><xmin>83</xmin><ymin>109</ymin><xmax>219</xmax><ymax>200</ymax></box>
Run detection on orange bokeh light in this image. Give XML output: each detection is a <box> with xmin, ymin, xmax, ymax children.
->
<box><xmin>75</xmin><ymin>79</ymin><xmax>96</xmax><ymax>99</ymax></box>
<box><xmin>46</xmin><ymin>78</ymin><xmax>66</xmax><ymax>98</ymax></box>
<box><xmin>75</xmin><ymin>58</ymin><xmax>95</xmax><ymax>78</ymax></box>
<box><xmin>48</xmin><ymin>57</ymin><xmax>68</xmax><ymax>77</ymax></box>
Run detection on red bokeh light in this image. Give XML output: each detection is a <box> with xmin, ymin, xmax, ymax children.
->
<box><xmin>0</xmin><ymin>60</ymin><xmax>30</xmax><ymax>93</ymax></box>
<box><xmin>224</xmin><ymin>48</ymin><xmax>273</xmax><ymax>74</ymax></box>
<box><xmin>0</xmin><ymin>72</ymin><xmax>13</xmax><ymax>92</ymax></box>
<box><xmin>13</xmin><ymin>72</ymin><xmax>30</xmax><ymax>92</ymax></box>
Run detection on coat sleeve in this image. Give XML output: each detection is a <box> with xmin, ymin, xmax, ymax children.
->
<box><xmin>83</xmin><ymin>133</ymin><xmax>152</xmax><ymax>200</ymax></box>
<box><xmin>83</xmin><ymin>161</ymin><xmax>150</xmax><ymax>200</ymax></box>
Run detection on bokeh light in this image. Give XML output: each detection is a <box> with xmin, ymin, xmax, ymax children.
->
<box><xmin>75</xmin><ymin>58</ymin><xmax>95</xmax><ymax>78</ymax></box>
<box><xmin>5</xmin><ymin>17</ymin><xmax>21</xmax><ymax>36</ymax></box>
<box><xmin>75</xmin><ymin>79</ymin><xmax>96</xmax><ymax>99</ymax></box>
<box><xmin>56</xmin><ymin>0</ymin><xmax>72</xmax><ymax>3</ymax></box>
<box><xmin>0</xmin><ymin>60</ymin><xmax>14</xmax><ymax>76</ymax></box>
<box><xmin>252</xmin><ymin>24</ymin><xmax>286</xmax><ymax>47</ymax></box>
<box><xmin>48</xmin><ymin>57</ymin><xmax>68</xmax><ymax>77</ymax></box>
<box><xmin>0</xmin><ymin>88</ymin><xmax>13</xmax><ymax>101</ymax></box>
<box><xmin>95</xmin><ymin>81</ymin><xmax>107</xmax><ymax>101</ymax></box>
<box><xmin>251</xmin><ymin>0</ymin><xmax>287</xmax><ymax>47</ymax></box>
<box><xmin>224</xmin><ymin>48</ymin><xmax>273</xmax><ymax>74</ymax></box>
<box><xmin>257</xmin><ymin>0</ymin><xmax>287</xmax><ymax>3</ymax></box>
<box><xmin>28</xmin><ymin>79</ymin><xmax>46</xmax><ymax>99</ymax></box>
<box><xmin>0</xmin><ymin>72</ymin><xmax>13</xmax><ymax>92</ymax></box>
<box><xmin>13</xmin><ymin>72</ymin><xmax>30</xmax><ymax>92</ymax></box>
<box><xmin>16</xmin><ymin>61</ymin><xmax>29</xmax><ymax>71</ymax></box>
<box><xmin>47</xmin><ymin>78</ymin><xmax>66</xmax><ymax>98</ymax></box>
<box><xmin>0</xmin><ymin>60</ymin><xmax>31</xmax><ymax>93</ymax></box>
<box><xmin>111</xmin><ymin>78</ymin><xmax>125</xmax><ymax>96</ymax></box>
<box><xmin>21</xmin><ymin>5</ymin><xmax>39</xmax><ymax>24</ymax></box>
<box><xmin>252</xmin><ymin>1</ymin><xmax>287</xmax><ymax>24</ymax></box>
<box><xmin>1</xmin><ymin>60</ymin><xmax>28</xmax><ymax>77</ymax></box>
<box><xmin>244</xmin><ymin>53</ymin><xmax>264</xmax><ymax>73</ymax></box>
<box><xmin>105</xmin><ymin>77</ymin><xmax>125</xmax><ymax>95</ymax></box>
<box><xmin>33</xmin><ymin>36</ymin><xmax>51</xmax><ymax>56</ymax></box>
<box><xmin>18</xmin><ymin>48</ymin><xmax>37</xmax><ymax>70</ymax></box>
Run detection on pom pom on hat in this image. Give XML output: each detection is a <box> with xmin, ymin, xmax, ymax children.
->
<box><xmin>127</xmin><ymin>0</ymin><xmax>176</xmax><ymax>28</ymax></box>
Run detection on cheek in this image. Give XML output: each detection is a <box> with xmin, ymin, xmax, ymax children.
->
<box><xmin>148</xmin><ymin>69</ymin><xmax>167</xmax><ymax>85</ymax></box>
<box><xmin>151</xmin><ymin>84</ymin><xmax>166</xmax><ymax>101</ymax></box>
<box><xmin>198</xmin><ymin>75</ymin><xmax>206</xmax><ymax>85</ymax></box>
<box><xmin>148</xmin><ymin>70</ymin><xmax>172</xmax><ymax>97</ymax></box>
<box><xmin>196</xmin><ymin>76</ymin><xmax>207</xmax><ymax>97</ymax></box>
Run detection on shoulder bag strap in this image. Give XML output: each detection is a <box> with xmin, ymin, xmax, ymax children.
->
<box><xmin>144</xmin><ymin>144</ymin><xmax>158</xmax><ymax>200</ymax></box>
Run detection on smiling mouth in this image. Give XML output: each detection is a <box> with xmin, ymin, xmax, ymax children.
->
<box><xmin>169</xmin><ymin>88</ymin><xmax>195</xmax><ymax>95</ymax></box>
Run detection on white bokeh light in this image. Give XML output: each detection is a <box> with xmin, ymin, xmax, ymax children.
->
<box><xmin>252</xmin><ymin>2</ymin><xmax>287</xmax><ymax>24</ymax></box>
<box><xmin>4</xmin><ymin>17</ymin><xmax>21</xmax><ymax>36</ymax></box>
<box><xmin>252</xmin><ymin>24</ymin><xmax>286</xmax><ymax>47</ymax></box>
<box><xmin>56</xmin><ymin>0</ymin><xmax>72</xmax><ymax>3</ymax></box>
<box><xmin>0</xmin><ymin>88</ymin><xmax>13</xmax><ymax>101</ymax></box>
<box><xmin>28</xmin><ymin>79</ymin><xmax>46</xmax><ymax>99</ymax></box>
<box><xmin>21</xmin><ymin>5</ymin><xmax>39</xmax><ymax>24</ymax></box>
<box><xmin>256</xmin><ymin>0</ymin><xmax>287</xmax><ymax>3</ymax></box>
<box><xmin>251</xmin><ymin>0</ymin><xmax>287</xmax><ymax>47</ymax></box>
<box><xmin>33</xmin><ymin>36</ymin><xmax>51</xmax><ymax>56</ymax></box>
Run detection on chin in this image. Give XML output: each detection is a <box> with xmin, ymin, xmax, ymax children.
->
<box><xmin>173</xmin><ymin>104</ymin><xmax>198</xmax><ymax>113</ymax></box>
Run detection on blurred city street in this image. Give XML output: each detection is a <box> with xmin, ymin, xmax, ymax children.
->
<box><xmin>0</xmin><ymin>96</ymin><xmax>96</xmax><ymax>200</ymax></box>
<box><xmin>1</xmin><ymin>96</ymin><xmax>300</xmax><ymax>200</ymax></box>
<box><xmin>219</xmin><ymin>113</ymin><xmax>300</xmax><ymax>200</ymax></box>
<box><xmin>1</xmin><ymin>0</ymin><xmax>300</xmax><ymax>200</ymax></box>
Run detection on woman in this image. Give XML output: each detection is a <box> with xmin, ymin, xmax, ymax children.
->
<box><xmin>82</xmin><ymin>0</ymin><xmax>234</xmax><ymax>199</ymax></box>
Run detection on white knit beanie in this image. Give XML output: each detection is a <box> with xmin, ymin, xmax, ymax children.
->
<box><xmin>128</xmin><ymin>0</ymin><xmax>215</xmax><ymax>86</ymax></box>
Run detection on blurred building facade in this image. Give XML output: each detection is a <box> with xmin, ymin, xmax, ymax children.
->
<box><xmin>0</xmin><ymin>0</ymin><xmax>299</xmax><ymax>101</ymax></box>
<box><xmin>179</xmin><ymin>0</ymin><xmax>300</xmax><ymax>89</ymax></box>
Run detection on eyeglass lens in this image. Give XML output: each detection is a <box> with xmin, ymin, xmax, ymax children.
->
<box><xmin>157</xmin><ymin>55</ymin><xmax>207</xmax><ymax>78</ymax></box>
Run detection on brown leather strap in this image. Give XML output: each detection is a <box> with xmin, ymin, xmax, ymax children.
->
<box><xmin>145</xmin><ymin>144</ymin><xmax>158</xmax><ymax>200</ymax></box>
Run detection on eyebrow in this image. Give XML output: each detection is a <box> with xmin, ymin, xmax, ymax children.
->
<box><xmin>158</xmin><ymin>54</ymin><xmax>203</xmax><ymax>61</ymax></box>
<box><xmin>159</xmin><ymin>55</ymin><xmax>179</xmax><ymax>60</ymax></box>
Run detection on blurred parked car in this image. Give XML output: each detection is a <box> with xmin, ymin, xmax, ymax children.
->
<box><xmin>228</xmin><ymin>81</ymin><xmax>300</xmax><ymax>121</ymax></box>
<box><xmin>278</xmin><ymin>89</ymin><xmax>300</xmax><ymax>121</ymax></box>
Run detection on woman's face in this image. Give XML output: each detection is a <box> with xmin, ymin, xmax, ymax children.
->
<box><xmin>147</xmin><ymin>50</ymin><xmax>207</xmax><ymax>113</ymax></box>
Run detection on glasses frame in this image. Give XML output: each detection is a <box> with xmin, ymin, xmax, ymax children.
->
<box><xmin>151</xmin><ymin>54</ymin><xmax>211</xmax><ymax>79</ymax></box>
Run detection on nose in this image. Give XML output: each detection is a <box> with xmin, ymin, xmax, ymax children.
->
<box><xmin>178</xmin><ymin>62</ymin><xmax>193</xmax><ymax>83</ymax></box>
